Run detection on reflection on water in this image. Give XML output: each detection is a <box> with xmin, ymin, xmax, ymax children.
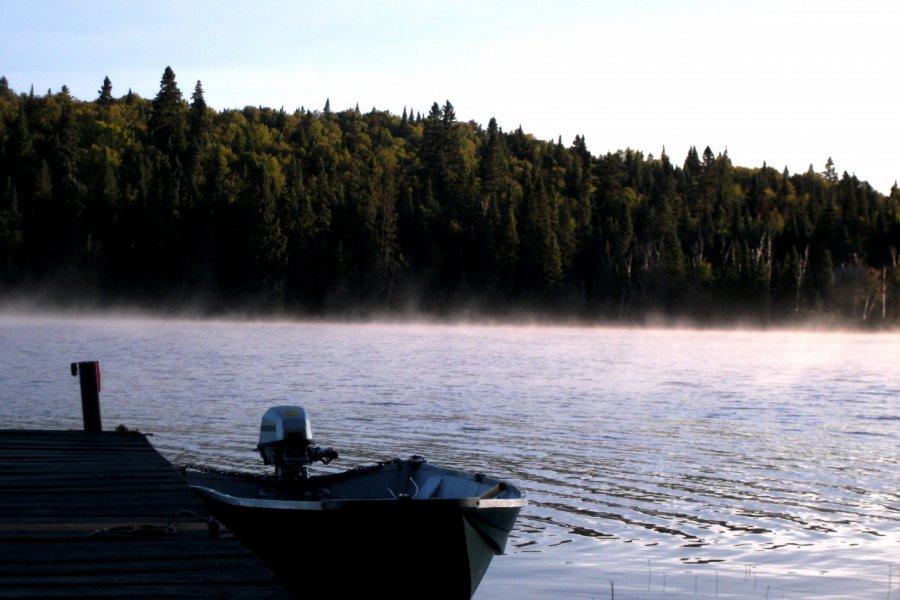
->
<box><xmin>2</xmin><ymin>316</ymin><xmax>899</xmax><ymax>599</ymax></box>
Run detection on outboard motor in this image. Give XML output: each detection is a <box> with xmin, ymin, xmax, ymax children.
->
<box><xmin>257</xmin><ymin>406</ymin><xmax>338</xmax><ymax>480</ymax></box>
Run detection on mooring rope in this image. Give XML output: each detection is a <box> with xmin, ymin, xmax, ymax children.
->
<box><xmin>88</xmin><ymin>509</ymin><xmax>222</xmax><ymax>539</ymax></box>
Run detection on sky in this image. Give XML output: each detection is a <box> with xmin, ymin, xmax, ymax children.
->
<box><xmin>2</xmin><ymin>0</ymin><xmax>898</xmax><ymax>193</ymax></box>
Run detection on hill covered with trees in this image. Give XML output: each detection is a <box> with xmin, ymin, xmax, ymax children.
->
<box><xmin>0</xmin><ymin>68</ymin><xmax>898</xmax><ymax>326</ymax></box>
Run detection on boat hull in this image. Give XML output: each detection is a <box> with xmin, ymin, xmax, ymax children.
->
<box><xmin>186</xmin><ymin>460</ymin><xmax>525</xmax><ymax>599</ymax></box>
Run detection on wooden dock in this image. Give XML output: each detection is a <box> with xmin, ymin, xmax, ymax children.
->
<box><xmin>0</xmin><ymin>429</ymin><xmax>293</xmax><ymax>599</ymax></box>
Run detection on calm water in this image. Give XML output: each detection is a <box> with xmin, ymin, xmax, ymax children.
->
<box><xmin>2</xmin><ymin>314</ymin><xmax>898</xmax><ymax>599</ymax></box>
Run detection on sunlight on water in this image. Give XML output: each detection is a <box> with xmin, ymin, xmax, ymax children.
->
<box><xmin>1</xmin><ymin>315</ymin><xmax>898</xmax><ymax>599</ymax></box>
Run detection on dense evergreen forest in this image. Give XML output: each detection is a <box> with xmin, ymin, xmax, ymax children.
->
<box><xmin>1</xmin><ymin>68</ymin><xmax>898</xmax><ymax>326</ymax></box>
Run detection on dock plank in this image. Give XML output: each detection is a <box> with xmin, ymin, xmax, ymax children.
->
<box><xmin>0</xmin><ymin>430</ymin><xmax>293</xmax><ymax>599</ymax></box>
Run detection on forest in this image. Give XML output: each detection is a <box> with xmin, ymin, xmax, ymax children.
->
<box><xmin>0</xmin><ymin>68</ymin><xmax>898</xmax><ymax>326</ymax></box>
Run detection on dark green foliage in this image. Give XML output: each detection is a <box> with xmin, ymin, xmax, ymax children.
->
<box><xmin>189</xmin><ymin>80</ymin><xmax>210</xmax><ymax>138</ymax></box>
<box><xmin>149</xmin><ymin>67</ymin><xmax>187</xmax><ymax>156</ymax></box>
<box><xmin>97</xmin><ymin>76</ymin><xmax>113</xmax><ymax>106</ymax></box>
<box><xmin>0</xmin><ymin>69</ymin><xmax>898</xmax><ymax>325</ymax></box>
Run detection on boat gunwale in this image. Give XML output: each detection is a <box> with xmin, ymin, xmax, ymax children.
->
<box><xmin>191</xmin><ymin>484</ymin><xmax>528</xmax><ymax>511</ymax></box>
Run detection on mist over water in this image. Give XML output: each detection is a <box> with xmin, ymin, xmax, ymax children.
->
<box><xmin>2</xmin><ymin>314</ymin><xmax>898</xmax><ymax>599</ymax></box>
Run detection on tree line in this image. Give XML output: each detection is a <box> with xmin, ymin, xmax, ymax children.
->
<box><xmin>1</xmin><ymin>68</ymin><xmax>898</xmax><ymax>325</ymax></box>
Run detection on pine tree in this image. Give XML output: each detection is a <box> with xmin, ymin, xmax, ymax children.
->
<box><xmin>441</xmin><ymin>100</ymin><xmax>456</xmax><ymax>125</ymax></box>
<box><xmin>823</xmin><ymin>157</ymin><xmax>837</xmax><ymax>184</ymax></box>
<box><xmin>149</xmin><ymin>66</ymin><xmax>187</xmax><ymax>154</ymax></box>
<box><xmin>480</xmin><ymin>117</ymin><xmax>509</xmax><ymax>212</ymax></box>
<box><xmin>97</xmin><ymin>76</ymin><xmax>113</xmax><ymax>106</ymax></box>
<box><xmin>189</xmin><ymin>80</ymin><xmax>209</xmax><ymax>137</ymax></box>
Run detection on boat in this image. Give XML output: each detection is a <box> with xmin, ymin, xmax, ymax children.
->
<box><xmin>183</xmin><ymin>406</ymin><xmax>526</xmax><ymax>599</ymax></box>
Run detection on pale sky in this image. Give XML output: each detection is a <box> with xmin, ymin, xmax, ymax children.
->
<box><xmin>3</xmin><ymin>0</ymin><xmax>898</xmax><ymax>193</ymax></box>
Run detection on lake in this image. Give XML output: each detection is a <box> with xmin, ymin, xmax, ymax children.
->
<box><xmin>1</xmin><ymin>314</ymin><xmax>898</xmax><ymax>599</ymax></box>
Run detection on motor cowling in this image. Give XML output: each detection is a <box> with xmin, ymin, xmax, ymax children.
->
<box><xmin>257</xmin><ymin>406</ymin><xmax>337</xmax><ymax>479</ymax></box>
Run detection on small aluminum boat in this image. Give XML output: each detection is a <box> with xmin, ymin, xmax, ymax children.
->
<box><xmin>184</xmin><ymin>406</ymin><xmax>526</xmax><ymax>599</ymax></box>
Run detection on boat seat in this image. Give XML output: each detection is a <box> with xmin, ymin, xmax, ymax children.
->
<box><xmin>417</xmin><ymin>476</ymin><xmax>442</xmax><ymax>499</ymax></box>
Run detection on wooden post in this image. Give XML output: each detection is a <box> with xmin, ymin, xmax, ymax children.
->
<box><xmin>71</xmin><ymin>361</ymin><xmax>102</xmax><ymax>433</ymax></box>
